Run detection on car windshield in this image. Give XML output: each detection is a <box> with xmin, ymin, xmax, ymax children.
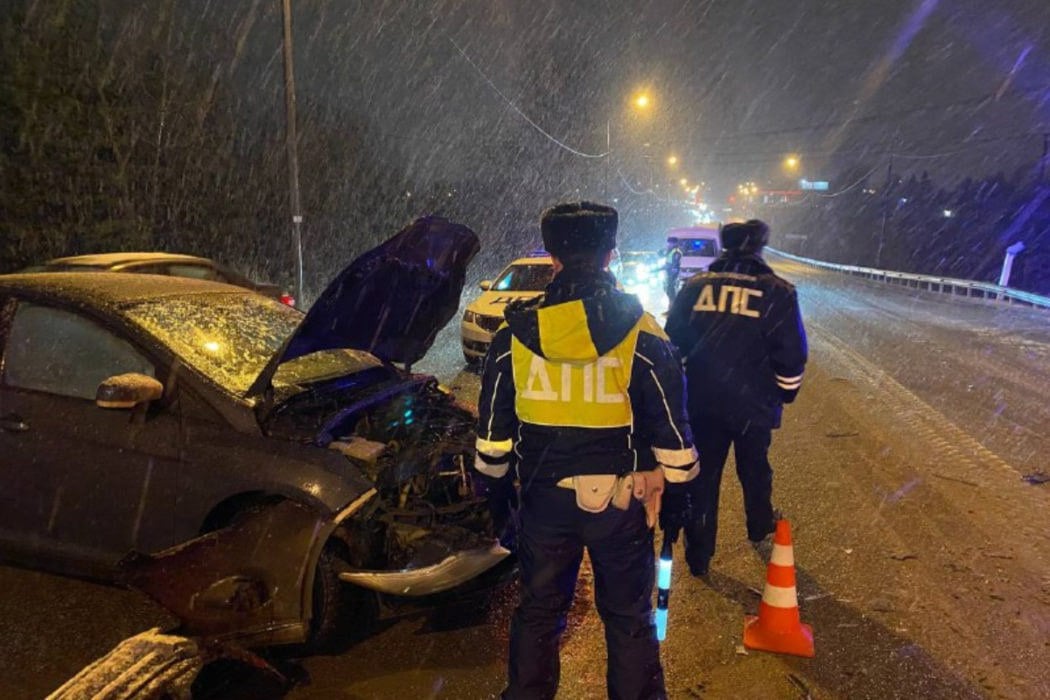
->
<box><xmin>492</xmin><ymin>263</ymin><xmax>553</xmax><ymax>292</ymax></box>
<box><xmin>124</xmin><ymin>293</ymin><xmax>379</xmax><ymax>396</ymax></box>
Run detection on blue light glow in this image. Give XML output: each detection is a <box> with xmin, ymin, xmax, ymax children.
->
<box><xmin>657</xmin><ymin>556</ymin><xmax>672</xmax><ymax>589</ymax></box>
<box><xmin>655</xmin><ymin>608</ymin><xmax>668</xmax><ymax>641</ymax></box>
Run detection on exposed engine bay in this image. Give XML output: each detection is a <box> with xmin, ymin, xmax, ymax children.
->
<box><xmin>324</xmin><ymin>378</ymin><xmax>499</xmax><ymax>577</ymax></box>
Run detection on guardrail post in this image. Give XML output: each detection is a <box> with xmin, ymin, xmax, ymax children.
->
<box><xmin>998</xmin><ymin>242</ymin><xmax>1025</xmax><ymax>299</ymax></box>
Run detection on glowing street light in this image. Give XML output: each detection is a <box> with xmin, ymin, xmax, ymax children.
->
<box><xmin>784</xmin><ymin>154</ymin><xmax>800</xmax><ymax>171</ymax></box>
<box><xmin>667</xmin><ymin>155</ymin><xmax>679</xmax><ymax>167</ymax></box>
<box><xmin>679</xmin><ymin>177</ymin><xmax>688</xmax><ymax>186</ymax></box>
<box><xmin>607</xmin><ymin>90</ymin><xmax>657</xmax><ymax>195</ymax></box>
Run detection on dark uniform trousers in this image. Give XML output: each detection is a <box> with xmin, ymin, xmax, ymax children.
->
<box><xmin>680</xmin><ymin>416</ymin><xmax>775</xmax><ymax>570</ymax></box>
<box><xmin>505</xmin><ymin>483</ymin><xmax>665</xmax><ymax>700</ymax></box>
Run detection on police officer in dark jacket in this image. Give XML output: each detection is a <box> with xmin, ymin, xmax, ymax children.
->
<box><xmin>664</xmin><ymin>219</ymin><xmax>807</xmax><ymax>576</ymax></box>
<box><xmin>661</xmin><ymin>237</ymin><xmax>683</xmax><ymax>307</ymax></box>
<box><xmin>475</xmin><ymin>202</ymin><xmax>698</xmax><ymax>700</ymax></box>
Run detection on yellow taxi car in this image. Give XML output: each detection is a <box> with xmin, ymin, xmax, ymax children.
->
<box><xmin>460</xmin><ymin>251</ymin><xmax>553</xmax><ymax>363</ymax></box>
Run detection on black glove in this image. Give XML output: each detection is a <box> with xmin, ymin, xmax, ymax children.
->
<box><xmin>659</xmin><ymin>481</ymin><xmax>694</xmax><ymax>536</ymax></box>
<box><xmin>471</xmin><ymin>470</ymin><xmax>504</xmax><ymax>500</ymax></box>
<box><xmin>472</xmin><ymin>471</ymin><xmax>517</xmax><ymax>545</ymax></box>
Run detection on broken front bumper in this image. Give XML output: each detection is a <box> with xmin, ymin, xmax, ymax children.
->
<box><xmin>119</xmin><ymin>497</ymin><xmax>508</xmax><ymax>647</ymax></box>
<box><xmin>339</xmin><ymin>541</ymin><xmax>510</xmax><ymax>596</ymax></box>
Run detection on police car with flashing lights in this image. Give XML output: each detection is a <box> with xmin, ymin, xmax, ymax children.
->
<box><xmin>668</xmin><ymin>224</ymin><xmax>721</xmax><ymax>280</ymax></box>
<box><xmin>461</xmin><ymin>251</ymin><xmax>553</xmax><ymax>363</ymax></box>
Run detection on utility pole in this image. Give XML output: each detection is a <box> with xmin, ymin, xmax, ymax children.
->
<box><xmin>604</xmin><ymin>119</ymin><xmax>610</xmax><ymax>201</ymax></box>
<box><xmin>876</xmin><ymin>155</ymin><xmax>894</xmax><ymax>269</ymax></box>
<box><xmin>645</xmin><ymin>143</ymin><xmax>654</xmax><ymax>191</ymax></box>
<box><xmin>281</xmin><ymin>0</ymin><xmax>305</xmax><ymax>305</ymax></box>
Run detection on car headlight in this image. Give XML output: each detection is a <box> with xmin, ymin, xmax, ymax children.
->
<box><xmin>627</xmin><ymin>283</ymin><xmax>648</xmax><ymax>298</ymax></box>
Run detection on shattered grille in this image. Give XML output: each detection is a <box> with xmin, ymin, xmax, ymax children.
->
<box><xmin>476</xmin><ymin>314</ymin><xmax>504</xmax><ymax>332</ymax></box>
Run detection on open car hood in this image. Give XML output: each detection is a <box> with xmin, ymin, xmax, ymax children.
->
<box><xmin>248</xmin><ymin>216</ymin><xmax>479</xmax><ymax>397</ymax></box>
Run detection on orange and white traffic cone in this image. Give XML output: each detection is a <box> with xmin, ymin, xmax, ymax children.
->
<box><xmin>743</xmin><ymin>519</ymin><xmax>815</xmax><ymax>658</ymax></box>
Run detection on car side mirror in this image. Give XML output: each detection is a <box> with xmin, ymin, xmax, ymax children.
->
<box><xmin>96</xmin><ymin>373</ymin><xmax>164</xmax><ymax>409</ymax></box>
<box><xmin>479</xmin><ymin>280</ymin><xmax>493</xmax><ymax>291</ymax></box>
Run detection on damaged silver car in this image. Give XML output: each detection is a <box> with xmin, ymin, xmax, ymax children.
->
<box><xmin>0</xmin><ymin>217</ymin><xmax>508</xmax><ymax>650</ymax></box>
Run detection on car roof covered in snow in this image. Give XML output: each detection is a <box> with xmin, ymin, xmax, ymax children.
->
<box><xmin>0</xmin><ymin>271</ymin><xmax>253</xmax><ymax>308</ymax></box>
<box><xmin>40</xmin><ymin>252</ymin><xmax>213</xmax><ymax>267</ymax></box>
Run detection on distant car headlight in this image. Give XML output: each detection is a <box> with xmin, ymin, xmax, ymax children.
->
<box><xmin>631</xmin><ymin>284</ymin><xmax>657</xmax><ymax>309</ymax></box>
<box><xmin>625</xmin><ymin>265</ymin><xmax>651</xmax><ymax>286</ymax></box>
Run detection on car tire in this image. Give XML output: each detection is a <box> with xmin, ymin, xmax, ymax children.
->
<box><xmin>307</xmin><ymin>541</ymin><xmax>378</xmax><ymax>653</ymax></box>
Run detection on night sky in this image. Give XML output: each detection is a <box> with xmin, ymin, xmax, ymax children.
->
<box><xmin>52</xmin><ymin>0</ymin><xmax>1047</xmax><ymax>202</ymax></box>
<box><xmin>5</xmin><ymin>0</ymin><xmax>1049</xmax><ymax>272</ymax></box>
<box><xmin>269</xmin><ymin>0</ymin><xmax>1050</xmax><ymax>196</ymax></box>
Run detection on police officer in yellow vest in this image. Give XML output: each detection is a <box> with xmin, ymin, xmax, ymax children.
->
<box><xmin>475</xmin><ymin>202</ymin><xmax>698</xmax><ymax>700</ymax></box>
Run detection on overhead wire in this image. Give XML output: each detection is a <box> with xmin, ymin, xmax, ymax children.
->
<box><xmin>814</xmin><ymin>164</ymin><xmax>883</xmax><ymax>198</ymax></box>
<box><xmin>617</xmin><ymin>167</ymin><xmax>673</xmax><ymax>203</ymax></box>
<box><xmin>449</xmin><ymin>37</ymin><xmax>609</xmax><ymax>159</ymax></box>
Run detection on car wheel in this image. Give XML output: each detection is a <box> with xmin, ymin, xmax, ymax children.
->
<box><xmin>307</xmin><ymin>541</ymin><xmax>378</xmax><ymax>653</ymax></box>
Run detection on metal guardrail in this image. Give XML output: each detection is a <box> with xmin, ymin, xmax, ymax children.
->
<box><xmin>767</xmin><ymin>248</ymin><xmax>1050</xmax><ymax>310</ymax></box>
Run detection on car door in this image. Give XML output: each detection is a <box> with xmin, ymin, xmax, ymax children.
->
<box><xmin>0</xmin><ymin>295</ymin><xmax>54</xmax><ymax>561</ymax></box>
<box><xmin>0</xmin><ymin>299</ymin><xmax>181</xmax><ymax>576</ymax></box>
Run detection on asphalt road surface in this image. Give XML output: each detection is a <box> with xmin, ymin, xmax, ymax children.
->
<box><xmin>2</xmin><ymin>256</ymin><xmax>1048</xmax><ymax>699</ymax></box>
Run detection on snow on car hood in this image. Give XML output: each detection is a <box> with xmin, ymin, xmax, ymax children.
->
<box><xmin>249</xmin><ymin>216</ymin><xmax>479</xmax><ymax>397</ymax></box>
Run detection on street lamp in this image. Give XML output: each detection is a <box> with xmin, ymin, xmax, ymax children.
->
<box><xmin>604</xmin><ymin>89</ymin><xmax>657</xmax><ymax>197</ymax></box>
<box><xmin>784</xmin><ymin>154</ymin><xmax>800</xmax><ymax>171</ymax></box>
<box><xmin>667</xmin><ymin>155</ymin><xmax>679</xmax><ymax>167</ymax></box>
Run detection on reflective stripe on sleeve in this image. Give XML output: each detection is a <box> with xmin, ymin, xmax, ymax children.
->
<box><xmin>653</xmin><ymin>445</ymin><xmax>699</xmax><ymax>467</ymax></box>
<box><xmin>474</xmin><ymin>454</ymin><xmax>509</xmax><ymax>478</ymax></box>
<box><xmin>476</xmin><ymin>436</ymin><xmax>513</xmax><ymax>458</ymax></box>
<box><xmin>485</xmin><ymin>367</ymin><xmax>507</xmax><ymax>437</ymax></box>
<box><xmin>775</xmin><ymin>372</ymin><xmax>803</xmax><ymax>390</ymax></box>
<box><xmin>661</xmin><ymin>461</ymin><xmax>699</xmax><ymax>483</ymax></box>
<box><xmin>637</xmin><ymin>355</ymin><xmax>687</xmax><ymax>449</ymax></box>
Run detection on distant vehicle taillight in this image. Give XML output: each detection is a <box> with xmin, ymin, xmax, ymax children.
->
<box><xmin>280</xmin><ymin>293</ymin><xmax>296</xmax><ymax>307</ymax></box>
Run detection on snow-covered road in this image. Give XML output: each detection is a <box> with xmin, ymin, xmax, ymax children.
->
<box><xmin>2</xmin><ymin>256</ymin><xmax>1048</xmax><ymax>699</ymax></box>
